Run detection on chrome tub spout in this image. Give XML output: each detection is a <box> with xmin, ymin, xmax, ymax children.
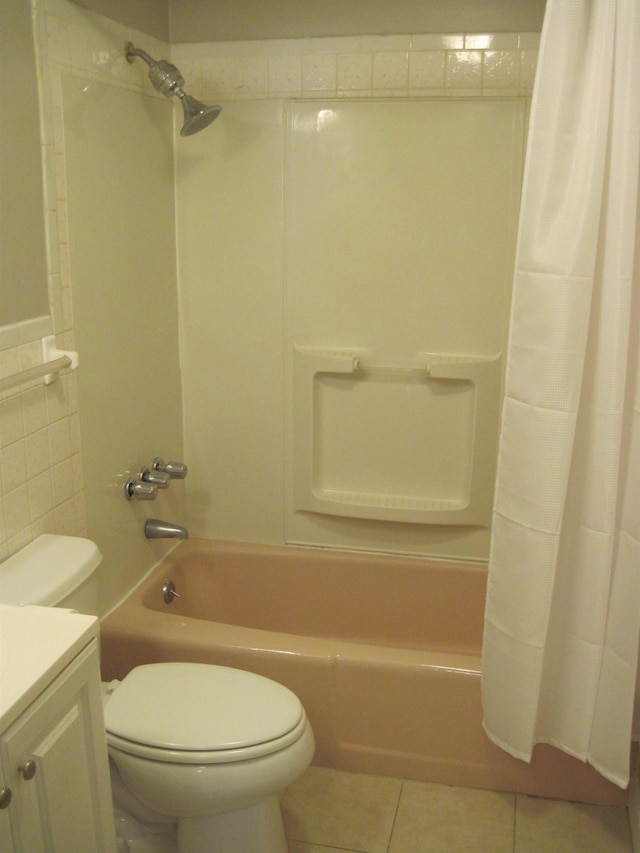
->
<box><xmin>145</xmin><ymin>518</ymin><xmax>189</xmax><ymax>540</ymax></box>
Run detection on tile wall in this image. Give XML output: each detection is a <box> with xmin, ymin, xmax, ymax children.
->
<box><xmin>0</xmin><ymin>344</ymin><xmax>83</xmax><ymax>561</ymax></box>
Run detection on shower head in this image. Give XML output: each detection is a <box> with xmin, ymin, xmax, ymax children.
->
<box><xmin>125</xmin><ymin>42</ymin><xmax>221</xmax><ymax>136</ymax></box>
<box><xmin>176</xmin><ymin>92</ymin><xmax>221</xmax><ymax>137</ymax></box>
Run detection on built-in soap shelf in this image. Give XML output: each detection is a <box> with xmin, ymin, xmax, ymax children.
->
<box><xmin>290</xmin><ymin>346</ymin><xmax>502</xmax><ymax>526</ymax></box>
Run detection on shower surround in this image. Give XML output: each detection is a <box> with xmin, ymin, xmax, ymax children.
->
<box><xmin>174</xmin><ymin>32</ymin><xmax>538</xmax><ymax>559</ymax></box>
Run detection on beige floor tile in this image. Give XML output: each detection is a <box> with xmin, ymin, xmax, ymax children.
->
<box><xmin>515</xmin><ymin>795</ymin><xmax>632</xmax><ymax>853</ymax></box>
<box><xmin>388</xmin><ymin>781</ymin><xmax>515</xmax><ymax>853</ymax></box>
<box><xmin>282</xmin><ymin>766</ymin><xmax>402</xmax><ymax>853</ymax></box>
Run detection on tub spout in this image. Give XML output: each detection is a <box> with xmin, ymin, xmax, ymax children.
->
<box><xmin>145</xmin><ymin>518</ymin><xmax>189</xmax><ymax>540</ymax></box>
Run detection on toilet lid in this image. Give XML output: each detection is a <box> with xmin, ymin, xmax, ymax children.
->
<box><xmin>104</xmin><ymin>663</ymin><xmax>303</xmax><ymax>752</ymax></box>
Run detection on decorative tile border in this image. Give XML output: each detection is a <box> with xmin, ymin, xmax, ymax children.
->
<box><xmin>173</xmin><ymin>32</ymin><xmax>538</xmax><ymax>101</ymax></box>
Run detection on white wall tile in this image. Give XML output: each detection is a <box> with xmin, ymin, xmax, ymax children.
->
<box><xmin>22</xmin><ymin>387</ymin><xmax>48</xmax><ymax>434</ymax></box>
<box><xmin>0</xmin><ymin>398</ymin><xmax>24</xmax><ymax>449</ymax></box>
<box><xmin>28</xmin><ymin>471</ymin><xmax>54</xmax><ymax>521</ymax></box>
<box><xmin>1</xmin><ymin>441</ymin><xmax>27</xmax><ymax>493</ymax></box>
<box><xmin>26</xmin><ymin>429</ymin><xmax>51</xmax><ymax>478</ymax></box>
<box><xmin>4</xmin><ymin>485</ymin><xmax>31</xmax><ymax>540</ymax></box>
<box><xmin>303</xmin><ymin>54</ymin><xmax>338</xmax><ymax>92</ymax></box>
<box><xmin>521</xmin><ymin>50</ymin><xmax>539</xmax><ymax>89</ymax></box>
<box><xmin>412</xmin><ymin>34</ymin><xmax>464</xmax><ymax>50</ymax></box>
<box><xmin>409</xmin><ymin>52</ymin><xmax>445</xmax><ymax>89</ymax></box>
<box><xmin>337</xmin><ymin>53</ymin><xmax>372</xmax><ymax>92</ymax></box>
<box><xmin>484</xmin><ymin>50</ymin><xmax>521</xmax><ymax>88</ymax></box>
<box><xmin>361</xmin><ymin>35</ymin><xmax>412</xmax><ymax>52</ymax></box>
<box><xmin>51</xmin><ymin>457</ymin><xmax>75</xmax><ymax>505</ymax></box>
<box><xmin>465</xmin><ymin>33</ymin><xmax>518</xmax><ymax>49</ymax></box>
<box><xmin>268</xmin><ymin>54</ymin><xmax>303</xmax><ymax>95</ymax></box>
<box><xmin>446</xmin><ymin>50</ymin><xmax>483</xmax><ymax>89</ymax></box>
<box><xmin>49</xmin><ymin>418</ymin><xmax>72</xmax><ymax>465</ymax></box>
<box><xmin>45</xmin><ymin>377</ymin><xmax>72</xmax><ymax>423</ymax></box>
<box><xmin>372</xmin><ymin>52</ymin><xmax>409</xmax><ymax>91</ymax></box>
<box><xmin>519</xmin><ymin>32</ymin><xmax>541</xmax><ymax>50</ymax></box>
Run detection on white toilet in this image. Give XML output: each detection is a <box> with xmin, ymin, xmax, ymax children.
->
<box><xmin>0</xmin><ymin>535</ymin><xmax>315</xmax><ymax>853</ymax></box>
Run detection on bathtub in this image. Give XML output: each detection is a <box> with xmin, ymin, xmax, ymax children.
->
<box><xmin>100</xmin><ymin>539</ymin><xmax>627</xmax><ymax>805</ymax></box>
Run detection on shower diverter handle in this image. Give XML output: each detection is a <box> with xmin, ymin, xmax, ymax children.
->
<box><xmin>153</xmin><ymin>457</ymin><xmax>188</xmax><ymax>479</ymax></box>
<box><xmin>139</xmin><ymin>467</ymin><xmax>170</xmax><ymax>488</ymax></box>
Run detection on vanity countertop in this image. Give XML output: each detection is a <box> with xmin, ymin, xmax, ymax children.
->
<box><xmin>0</xmin><ymin>604</ymin><xmax>98</xmax><ymax>731</ymax></box>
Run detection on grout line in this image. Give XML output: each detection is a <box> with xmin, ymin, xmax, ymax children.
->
<box><xmin>385</xmin><ymin>779</ymin><xmax>404</xmax><ymax>853</ymax></box>
<box><xmin>289</xmin><ymin>845</ymin><xmax>367</xmax><ymax>852</ymax></box>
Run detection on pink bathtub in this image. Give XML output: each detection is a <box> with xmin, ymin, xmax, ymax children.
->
<box><xmin>100</xmin><ymin>539</ymin><xmax>627</xmax><ymax>805</ymax></box>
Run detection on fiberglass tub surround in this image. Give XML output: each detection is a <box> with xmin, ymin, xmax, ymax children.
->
<box><xmin>284</xmin><ymin>97</ymin><xmax>523</xmax><ymax>552</ymax></box>
<box><xmin>100</xmin><ymin>539</ymin><xmax>627</xmax><ymax>807</ymax></box>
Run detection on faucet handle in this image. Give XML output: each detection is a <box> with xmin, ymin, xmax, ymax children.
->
<box><xmin>139</xmin><ymin>467</ymin><xmax>170</xmax><ymax>488</ymax></box>
<box><xmin>153</xmin><ymin>457</ymin><xmax>188</xmax><ymax>479</ymax></box>
<box><xmin>125</xmin><ymin>478</ymin><xmax>157</xmax><ymax>500</ymax></box>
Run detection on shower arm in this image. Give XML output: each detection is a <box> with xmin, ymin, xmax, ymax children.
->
<box><xmin>125</xmin><ymin>43</ymin><xmax>154</xmax><ymax>66</ymax></box>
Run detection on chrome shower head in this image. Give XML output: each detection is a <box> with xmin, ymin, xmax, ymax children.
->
<box><xmin>176</xmin><ymin>92</ymin><xmax>222</xmax><ymax>137</ymax></box>
<box><xmin>125</xmin><ymin>42</ymin><xmax>221</xmax><ymax>136</ymax></box>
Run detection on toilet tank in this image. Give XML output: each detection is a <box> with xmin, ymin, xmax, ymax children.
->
<box><xmin>0</xmin><ymin>534</ymin><xmax>102</xmax><ymax>615</ymax></box>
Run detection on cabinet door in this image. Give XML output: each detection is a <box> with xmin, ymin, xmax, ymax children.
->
<box><xmin>1</xmin><ymin>640</ymin><xmax>116</xmax><ymax>853</ymax></box>
<box><xmin>0</xmin><ymin>769</ymin><xmax>15</xmax><ymax>852</ymax></box>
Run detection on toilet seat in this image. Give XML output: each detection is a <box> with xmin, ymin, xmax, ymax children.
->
<box><xmin>106</xmin><ymin>713</ymin><xmax>309</xmax><ymax>764</ymax></box>
<box><xmin>104</xmin><ymin>662</ymin><xmax>306</xmax><ymax>765</ymax></box>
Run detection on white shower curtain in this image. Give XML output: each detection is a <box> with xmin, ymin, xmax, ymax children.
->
<box><xmin>482</xmin><ymin>0</ymin><xmax>640</xmax><ymax>787</ymax></box>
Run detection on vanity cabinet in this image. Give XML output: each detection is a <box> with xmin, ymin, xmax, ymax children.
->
<box><xmin>0</xmin><ymin>607</ymin><xmax>116</xmax><ymax>852</ymax></box>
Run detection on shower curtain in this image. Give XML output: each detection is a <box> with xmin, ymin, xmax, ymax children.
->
<box><xmin>482</xmin><ymin>0</ymin><xmax>640</xmax><ymax>787</ymax></box>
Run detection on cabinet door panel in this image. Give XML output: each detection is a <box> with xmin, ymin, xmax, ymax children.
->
<box><xmin>35</xmin><ymin>703</ymin><xmax>97</xmax><ymax>851</ymax></box>
<box><xmin>2</xmin><ymin>641</ymin><xmax>115</xmax><ymax>853</ymax></box>
<box><xmin>0</xmin><ymin>771</ymin><xmax>15</xmax><ymax>853</ymax></box>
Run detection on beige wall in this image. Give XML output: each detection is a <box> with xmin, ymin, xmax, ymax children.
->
<box><xmin>169</xmin><ymin>0</ymin><xmax>546</xmax><ymax>42</ymax></box>
<box><xmin>69</xmin><ymin>0</ymin><xmax>169</xmax><ymax>40</ymax></box>
<box><xmin>66</xmin><ymin>0</ymin><xmax>546</xmax><ymax>43</ymax></box>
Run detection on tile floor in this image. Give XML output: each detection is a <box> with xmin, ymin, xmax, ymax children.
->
<box><xmin>281</xmin><ymin>766</ymin><xmax>633</xmax><ymax>853</ymax></box>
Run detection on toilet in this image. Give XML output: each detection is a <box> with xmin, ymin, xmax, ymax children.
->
<box><xmin>0</xmin><ymin>534</ymin><xmax>314</xmax><ymax>853</ymax></box>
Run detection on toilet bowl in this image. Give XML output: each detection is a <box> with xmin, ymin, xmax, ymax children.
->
<box><xmin>0</xmin><ymin>535</ymin><xmax>315</xmax><ymax>853</ymax></box>
<box><xmin>104</xmin><ymin>661</ymin><xmax>314</xmax><ymax>853</ymax></box>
